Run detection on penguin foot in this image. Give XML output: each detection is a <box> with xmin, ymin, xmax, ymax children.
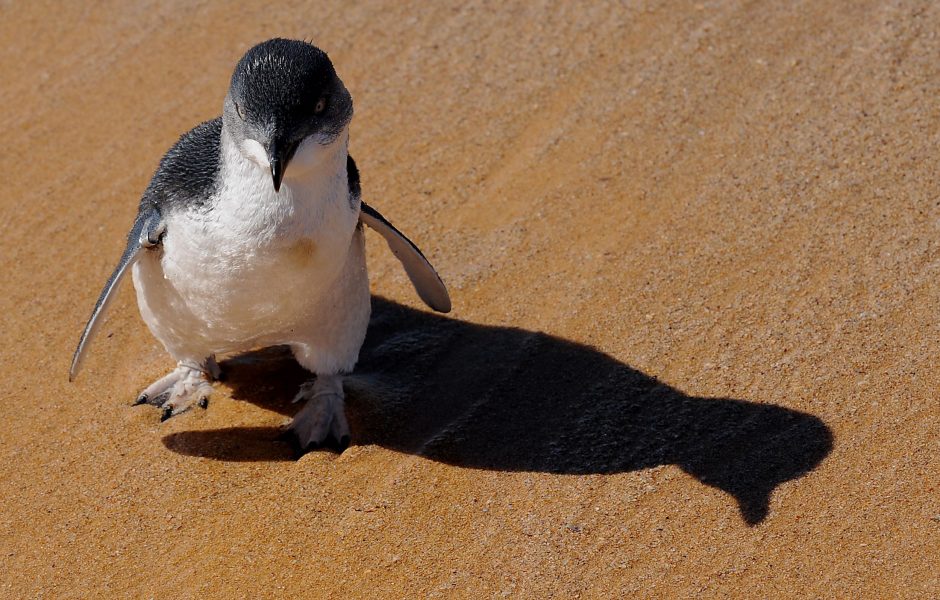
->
<box><xmin>134</xmin><ymin>361</ymin><xmax>214</xmax><ymax>421</ymax></box>
<box><xmin>285</xmin><ymin>375</ymin><xmax>350</xmax><ymax>456</ymax></box>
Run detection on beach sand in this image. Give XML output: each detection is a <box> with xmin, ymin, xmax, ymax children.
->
<box><xmin>0</xmin><ymin>1</ymin><xmax>937</xmax><ymax>597</ymax></box>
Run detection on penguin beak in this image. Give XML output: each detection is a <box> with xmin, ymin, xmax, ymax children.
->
<box><xmin>266</xmin><ymin>139</ymin><xmax>299</xmax><ymax>193</ymax></box>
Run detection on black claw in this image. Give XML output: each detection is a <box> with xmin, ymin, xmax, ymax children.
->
<box><xmin>197</xmin><ymin>397</ymin><xmax>209</xmax><ymax>409</ymax></box>
<box><xmin>160</xmin><ymin>406</ymin><xmax>174</xmax><ymax>422</ymax></box>
<box><xmin>277</xmin><ymin>428</ymin><xmax>343</xmax><ymax>459</ymax></box>
<box><xmin>133</xmin><ymin>394</ymin><xmax>148</xmax><ymax>406</ymax></box>
<box><xmin>299</xmin><ymin>441</ymin><xmax>322</xmax><ymax>458</ymax></box>
<box><xmin>276</xmin><ymin>428</ymin><xmax>300</xmax><ymax>457</ymax></box>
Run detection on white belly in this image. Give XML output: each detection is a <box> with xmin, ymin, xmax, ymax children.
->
<box><xmin>132</xmin><ymin>133</ymin><xmax>370</xmax><ymax>373</ymax></box>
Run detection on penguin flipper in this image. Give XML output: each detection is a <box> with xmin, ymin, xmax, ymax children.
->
<box><xmin>69</xmin><ymin>207</ymin><xmax>165</xmax><ymax>381</ymax></box>
<box><xmin>359</xmin><ymin>201</ymin><xmax>451</xmax><ymax>313</ymax></box>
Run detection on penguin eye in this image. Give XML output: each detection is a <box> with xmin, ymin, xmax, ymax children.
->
<box><xmin>314</xmin><ymin>97</ymin><xmax>327</xmax><ymax>114</ymax></box>
<box><xmin>235</xmin><ymin>102</ymin><xmax>246</xmax><ymax>120</ymax></box>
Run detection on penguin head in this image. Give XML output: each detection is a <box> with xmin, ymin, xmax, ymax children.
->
<box><xmin>223</xmin><ymin>38</ymin><xmax>353</xmax><ymax>191</ymax></box>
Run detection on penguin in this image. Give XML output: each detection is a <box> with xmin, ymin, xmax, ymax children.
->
<box><xmin>70</xmin><ymin>38</ymin><xmax>450</xmax><ymax>453</ymax></box>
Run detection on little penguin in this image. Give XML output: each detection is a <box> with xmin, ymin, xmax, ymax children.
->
<box><xmin>69</xmin><ymin>38</ymin><xmax>451</xmax><ymax>453</ymax></box>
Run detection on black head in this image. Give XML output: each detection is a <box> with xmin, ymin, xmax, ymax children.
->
<box><xmin>223</xmin><ymin>39</ymin><xmax>353</xmax><ymax>191</ymax></box>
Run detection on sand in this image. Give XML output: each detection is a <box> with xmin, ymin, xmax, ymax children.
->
<box><xmin>1</xmin><ymin>0</ymin><xmax>937</xmax><ymax>597</ymax></box>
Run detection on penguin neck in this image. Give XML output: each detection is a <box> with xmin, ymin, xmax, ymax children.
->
<box><xmin>216</xmin><ymin>128</ymin><xmax>352</xmax><ymax>240</ymax></box>
<box><xmin>282</xmin><ymin>129</ymin><xmax>350</xmax><ymax>187</ymax></box>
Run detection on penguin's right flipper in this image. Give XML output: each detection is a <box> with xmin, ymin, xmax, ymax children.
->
<box><xmin>69</xmin><ymin>207</ymin><xmax>165</xmax><ymax>381</ymax></box>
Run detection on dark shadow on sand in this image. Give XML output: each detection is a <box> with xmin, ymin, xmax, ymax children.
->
<box><xmin>163</xmin><ymin>297</ymin><xmax>833</xmax><ymax>525</ymax></box>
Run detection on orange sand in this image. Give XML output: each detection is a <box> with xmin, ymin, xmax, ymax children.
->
<box><xmin>0</xmin><ymin>1</ymin><xmax>937</xmax><ymax>597</ymax></box>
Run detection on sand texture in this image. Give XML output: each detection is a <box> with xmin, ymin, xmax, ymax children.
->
<box><xmin>1</xmin><ymin>1</ymin><xmax>938</xmax><ymax>597</ymax></box>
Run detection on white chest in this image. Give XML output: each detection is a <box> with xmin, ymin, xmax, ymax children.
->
<box><xmin>148</xmin><ymin>130</ymin><xmax>361</xmax><ymax>346</ymax></box>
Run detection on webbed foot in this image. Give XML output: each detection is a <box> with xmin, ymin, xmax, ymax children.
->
<box><xmin>135</xmin><ymin>360</ymin><xmax>214</xmax><ymax>420</ymax></box>
<box><xmin>285</xmin><ymin>375</ymin><xmax>350</xmax><ymax>455</ymax></box>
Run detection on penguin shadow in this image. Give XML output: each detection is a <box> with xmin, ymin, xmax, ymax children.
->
<box><xmin>162</xmin><ymin>297</ymin><xmax>833</xmax><ymax>525</ymax></box>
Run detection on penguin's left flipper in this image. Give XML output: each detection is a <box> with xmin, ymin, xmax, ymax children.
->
<box><xmin>359</xmin><ymin>201</ymin><xmax>451</xmax><ymax>313</ymax></box>
<box><xmin>69</xmin><ymin>206</ymin><xmax>165</xmax><ymax>381</ymax></box>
